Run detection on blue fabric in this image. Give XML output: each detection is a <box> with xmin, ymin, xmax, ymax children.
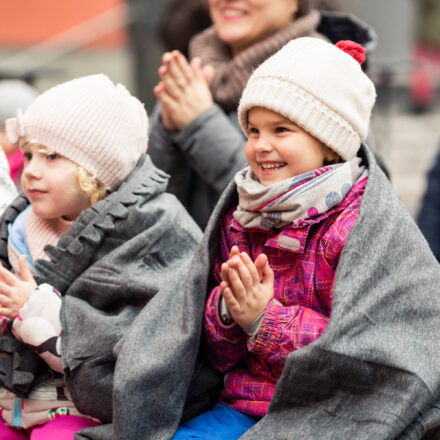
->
<box><xmin>7</xmin><ymin>204</ymin><xmax>40</xmax><ymax>274</ymax></box>
<box><xmin>12</xmin><ymin>397</ymin><xmax>23</xmax><ymax>427</ymax></box>
<box><xmin>173</xmin><ymin>404</ymin><xmax>259</xmax><ymax>440</ymax></box>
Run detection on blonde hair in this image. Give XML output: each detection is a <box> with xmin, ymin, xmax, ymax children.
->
<box><xmin>22</xmin><ymin>140</ymin><xmax>109</xmax><ymax>204</ymax></box>
<box><xmin>76</xmin><ymin>166</ymin><xmax>108</xmax><ymax>204</ymax></box>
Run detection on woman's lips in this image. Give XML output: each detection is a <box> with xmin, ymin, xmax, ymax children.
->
<box><xmin>221</xmin><ymin>8</ymin><xmax>247</xmax><ymax>20</ymax></box>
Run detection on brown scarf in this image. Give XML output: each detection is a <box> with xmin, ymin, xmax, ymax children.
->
<box><xmin>189</xmin><ymin>10</ymin><xmax>321</xmax><ymax>112</ymax></box>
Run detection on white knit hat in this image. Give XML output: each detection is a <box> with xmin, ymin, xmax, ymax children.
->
<box><xmin>5</xmin><ymin>74</ymin><xmax>148</xmax><ymax>189</ymax></box>
<box><xmin>238</xmin><ymin>37</ymin><xmax>376</xmax><ymax>161</ymax></box>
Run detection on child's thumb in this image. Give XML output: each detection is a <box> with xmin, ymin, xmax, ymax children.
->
<box><xmin>254</xmin><ymin>253</ymin><xmax>267</xmax><ymax>279</ymax></box>
<box><xmin>18</xmin><ymin>255</ymin><xmax>33</xmax><ymax>281</ymax></box>
<box><xmin>261</xmin><ymin>258</ymin><xmax>274</xmax><ymax>287</ymax></box>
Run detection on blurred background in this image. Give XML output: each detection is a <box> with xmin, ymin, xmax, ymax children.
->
<box><xmin>0</xmin><ymin>0</ymin><xmax>438</xmax><ymax>218</ymax></box>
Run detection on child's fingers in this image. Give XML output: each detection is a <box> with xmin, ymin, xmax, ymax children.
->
<box><xmin>229</xmin><ymin>246</ymin><xmax>241</xmax><ymax>259</ymax></box>
<box><xmin>0</xmin><ymin>307</ymin><xmax>12</xmax><ymax>320</ymax></box>
<box><xmin>0</xmin><ymin>283</ymin><xmax>12</xmax><ymax>298</ymax></box>
<box><xmin>0</xmin><ymin>265</ymin><xmax>17</xmax><ymax>286</ymax></box>
<box><xmin>222</xmin><ymin>287</ymin><xmax>240</xmax><ymax>314</ymax></box>
<box><xmin>239</xmin><ymin>252</ymin><xmax>260</xmax><ymax>286</ymax></box>
<box><xmin>220</xmin><ymin>280</ymin><xmax>229</xmax><ymax>293</ymax></box>
<box><xmin>221</xmin><ymin>262</ymin><xmax>230</xmax><ymax>282</ymax></box>
<box><xmin>221</xmin><ymin>247</ymin><xmax>240</xmax><ymax>282</ymax></box>
<box><xmin>261</xmin><ymin>257</ymin><xmax>274</xmax><ymax>288</ymax></box>
<box><xmin>254</xmin><ymin>253</ymin><xmax>268</xmax><ymax>280</ymax></box>
<box><xmin>234</xmin><ymin>259</ymin><xmax>254</xmax><ymax>292</ymax></box>
<box><xmin>0</xmin><ymin>292</ymin><xmax>11</xmax><ymax>305</ymax></box>
<box><xmin>227</xmin><ymin>266</ymin><xmax>246</xmax><ymax>302</ymax></box>
<box><xmin>18</xmin><ymin>256</ymin><xmax>33</xmax><ymax>282</ymax></box>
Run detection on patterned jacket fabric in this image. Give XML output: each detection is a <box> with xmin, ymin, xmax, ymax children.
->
<box><xmin>204</xmin><ymin>178</ymin><xmax>367</xmax><ymax>417</ymax></box>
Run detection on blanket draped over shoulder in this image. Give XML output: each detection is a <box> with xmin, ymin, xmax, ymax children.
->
<box><xmin>96</xmin><ymin>145</ymin><xmax>440</xmax><ymax>440</ymax></box>
<box><xmin>0</xmin><ymin>155</ymin><xmax>202</xmax><ymax>426</ymax></box>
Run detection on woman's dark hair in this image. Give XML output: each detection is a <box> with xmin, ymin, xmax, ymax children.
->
<box><xmin>298</xmin><ymin>0</ymin><xmax>313</xmax><ymax>17</ymax></box>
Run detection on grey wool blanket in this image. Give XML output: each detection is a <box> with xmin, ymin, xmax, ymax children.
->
<box><xmin>93</xmin><ymin>144</ymin><xmax>440</xmax><ymax>440</ymax></box>
<box><xmin>0</xmin><ymin>155</ymin><xmax>202</xmax><ymax>431</ymax></box>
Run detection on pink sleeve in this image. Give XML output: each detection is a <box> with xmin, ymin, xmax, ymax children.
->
<box><xmin>204</xmin><ymin>285</ymin><xmax>247</xmax><ymax>373</ymax></box>
<box><xmin>0</xmin><ymin>316</ymin><xmax>8</xmax><ymax>335</ymax></box>
<box><xmin>248</xmin><ymin>299</ymin><xmax>329</xmax><ymax>365</ymax></box>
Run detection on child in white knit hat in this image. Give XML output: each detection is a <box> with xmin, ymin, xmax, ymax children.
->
<box><xmin>0</xmin><ymin>74</ymin><xmax>201</xmax><ymax>439</ymax></box>
<box><xmin>172</xmin><ymin>37</ymin><xmax>376</xmax><ymax>440</ymax></box>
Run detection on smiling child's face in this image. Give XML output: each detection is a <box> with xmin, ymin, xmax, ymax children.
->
<box><xmin>245</xmin><ymin>107</ymin><xmax>340</xmax><ymax>186</ymax></box>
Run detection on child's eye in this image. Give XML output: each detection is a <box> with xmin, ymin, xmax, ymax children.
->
<box><xmin>248</xmin><ymin>127</ymin><xmax>259</xmax><ymax>135</ymax></box>
<box><xmin>23</xmin><ymin>152</ymin><xmax>32</xmax><ymax>161</ymax></box>
<box><xmin>46</xmin><ymin>153</ymin><xmax>59</xmax><ymax>161</ymax></box>
<box><xmin>275</xmin><ymin>126</ymin><xmax>289</xmax><ymax>133</ymax></box>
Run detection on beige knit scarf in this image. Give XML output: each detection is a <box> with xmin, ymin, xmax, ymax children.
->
<box><xmin>189</xmin><ymin>10</ymin><xmax>321</xmax><ymax>111</ymax></box>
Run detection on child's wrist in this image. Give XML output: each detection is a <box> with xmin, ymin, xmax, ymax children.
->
<box><xmin>244</xmin><ymin>311</ymin><xmax>266</xmax><ymax>343</ymax></box>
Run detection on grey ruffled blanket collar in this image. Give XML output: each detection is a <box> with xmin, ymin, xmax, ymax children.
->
<box><xmin>34</xmin><ymin>154</ymin><xmax>169</xmax><ymax>292</ymax></box>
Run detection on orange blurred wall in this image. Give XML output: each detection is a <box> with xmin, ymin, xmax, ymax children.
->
<box><xmin>0</xmin><ymin>0</ymin><xmax>126</xmax><ymax>48</ymax></box>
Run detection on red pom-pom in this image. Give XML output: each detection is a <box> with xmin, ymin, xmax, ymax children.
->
<box><xmin>335</xmin><ymin>40</ymin><xmax>366</xmax><ymax>65</ymax></box>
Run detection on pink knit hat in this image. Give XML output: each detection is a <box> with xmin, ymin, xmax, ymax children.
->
<box><xmin>5</xmin><ymin>74</ymin><xmax>148</xmax><ymax>189</ymax></box>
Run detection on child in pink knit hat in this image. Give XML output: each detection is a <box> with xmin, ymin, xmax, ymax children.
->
<box><xmin>0</xmin><ymin>74</ymin><xmax>201</xmax><ymax>439</ymax></box>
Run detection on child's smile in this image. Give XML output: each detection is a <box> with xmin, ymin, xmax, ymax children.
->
<box><xmin>245</xmin><ymin>107</ymin><xmax>339</xmax><ymax>186</ymax></box>
<box><xmin>259</xmin><ymin>161</ymin><xmax>286</xmax><ymax>170</ymax></box>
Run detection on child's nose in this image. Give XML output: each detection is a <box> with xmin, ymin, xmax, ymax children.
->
<box><xmin>254</xmin><ymin>135</ymin><xmax>273</xmax><ymax>152</ymax></box>
<box><xmin>24</xmin><ymin>161</ymin><xmax>42</xmax><ymax>179</ymax></box>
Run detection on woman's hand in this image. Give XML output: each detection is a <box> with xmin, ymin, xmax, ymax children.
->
<box><xmin>0</xmin><ymin>256</ymin><xmax>37</xmax><ymax>319</ymax></box>
<box><xmin>154</xmin><ymin>50</ymin><xmax>215</xmax><ymax>132</ymax></box>
<box><xmin>220</xmin><ymin>247</ymin><xmax>274</xmax><ymax>329</ymax></box>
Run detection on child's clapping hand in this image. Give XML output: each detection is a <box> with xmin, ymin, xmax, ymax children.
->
<box><xmin>220</xmin><ymin>246</ymin><xmax>274</xmax><ymax>329</ymax></box>
<box><xmin>0</xmin><ymin>255</ymin><xmax>37</xmax><ymax>319</ymax></box>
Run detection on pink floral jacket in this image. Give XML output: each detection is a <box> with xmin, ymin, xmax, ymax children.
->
<box><xmin>204</xmin><ymin>177</ymin><xmax>367</xmax><ymax>417</ymax></box>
